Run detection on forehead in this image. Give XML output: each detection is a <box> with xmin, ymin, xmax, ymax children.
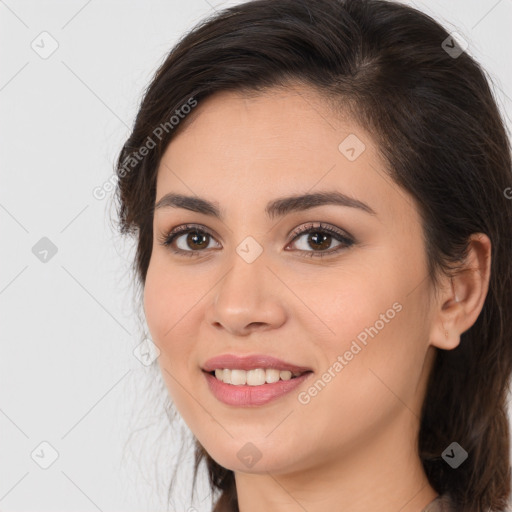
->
<box><xmin>155</xmin><ymin>85</ymin><xmax>416</xmax><ymax>230</ymax></box>
<box><xmin>170</xmin><ymin>86</ymin><xmax>353</xmax><ymax>154</ymax></box>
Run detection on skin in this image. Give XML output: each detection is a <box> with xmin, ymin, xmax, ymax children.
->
<box><xmin>143</xmin><ymin>84</ymin><xmax>491</xmax><ymax>512</ymax></box>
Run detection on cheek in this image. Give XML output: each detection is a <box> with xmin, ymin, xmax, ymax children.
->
<box><xmin>143</xmin><ymin>260</ymin><xmax>199</xmax><ymax>405</ymax></box>
<box><xmin>143</xmin><ymin>256</ymin><xmax>192</xmax><ymax>352</ymax></box>
<box><xmin>299</xmin><ymin>260</ymin><xmax>427</xmax><ymax>408</ymax></box>
<box><xmin>143</xmin><ymin>262</ymin><xmax>168</xmax><ymax>342</ymax></box>
<box><xmin>300</xmin><ymin>263</ymin><xmax>400</xmax><ymax>350</ymax></box>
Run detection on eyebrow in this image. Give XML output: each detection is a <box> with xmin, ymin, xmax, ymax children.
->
<box><xmin>154</xmin><ymin>190</ymin><xmax>376</xmax><ymax>220</ymax></box>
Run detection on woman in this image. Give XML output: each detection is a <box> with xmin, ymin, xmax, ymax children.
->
<box><xmin>114</xmin><ymin>0</ymin><xmax>512</xmax><ymax>510</ymax></box>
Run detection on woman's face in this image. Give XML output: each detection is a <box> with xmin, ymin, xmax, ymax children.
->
<box><xmin>144</xmin><ymin>85</ymin><xmax>439</xmax><ymax>475</ymax></box>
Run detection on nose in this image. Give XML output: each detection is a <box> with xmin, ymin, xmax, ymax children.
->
<box><xmin>205</xmin><ymin>248</ymin><xmax>287</xmax><ymax>336</ymax></box>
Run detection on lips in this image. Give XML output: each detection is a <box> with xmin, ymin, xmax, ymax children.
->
<box><xmin>203</xmin><ymin>370</ymin><xmax>313</xmax><ymax>406</ymax></box>
<box><xmin>201</xmin><ymin>354</ymin><xmax>314</xmax><ymax>406</ymax></box>
<box><xmin>201</xmin><ymin>353</ymin><xmax>313</xmax><ymax>374</ymax></box>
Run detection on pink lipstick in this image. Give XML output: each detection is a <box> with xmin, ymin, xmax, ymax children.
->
<box><xmin>202</xmin><ymin>353</ymin><xmax>313</xmax><ymax>407</ymax></box>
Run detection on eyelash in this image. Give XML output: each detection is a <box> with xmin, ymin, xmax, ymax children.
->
<box><xmin>157</xmin><ymin>222</ymin><xmax>354</xmax><ymax>259</ymax></box>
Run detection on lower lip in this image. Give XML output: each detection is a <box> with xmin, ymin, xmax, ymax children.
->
<box><xmin>203</xmin><ymin>371</ymin><xmax>313</xmax><ymax>407</ymax></box>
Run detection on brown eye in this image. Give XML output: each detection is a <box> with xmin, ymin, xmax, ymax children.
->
<box><xmin>158</xmin><ymin>222</ymin><xmax>354</xmax><ymax>259</ymax></box>
<box><xmin>287</xmin><ymin>223</ymin><xmax>354</xmax><ymax>258</ymax></box>
<box><xmin>183</xmin><ymin>231</ymin><xmax>210</xmax><ymax>250</ymax></box>
<box><xmin>302</xmin><ymin>231</ymin><xmax>333</xmax><ymax>251</ymax></box>
<box><xmin>159</xmin><ymin>225</ymin><xmax>221</xmax><ymax>256</ymax></box>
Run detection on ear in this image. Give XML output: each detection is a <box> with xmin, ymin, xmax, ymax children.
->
<box><xmin>429</xmin><ymin>233</ymin><xmax>492</xmax><ymax>350</ymax></box>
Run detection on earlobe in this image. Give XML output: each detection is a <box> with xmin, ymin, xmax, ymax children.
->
<box><xmin>430</xmin><ymin>233</ymin><xmax>492</xmax><ymax>351</ymax></box>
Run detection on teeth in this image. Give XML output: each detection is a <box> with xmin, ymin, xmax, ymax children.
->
<box><xmin>230</xmin><ymin>369</ymin><xmax>246</xmax><ymax>385</ymax></box>
<box><xmin>247</xmin><ymin>368</ymin><xmax>266</xmax><ymax>385</ymax></box>
<box><xmin>279</xmin><ymin>370</ymin><xmax>292</xmax><ymax>381</ymax></box>
<box><xmin>266</xmin><ymin>369</ymin><xmax>280</xmax><ymax>383</ymax></box>
<box><xmin>212</xmin><ymin>368</ymin><xmax>302</xmax><ymax>385</ymax></box>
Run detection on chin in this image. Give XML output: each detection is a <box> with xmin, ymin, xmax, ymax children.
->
<box><xmin>203</xmin><ymin>439</ymin><xmax>303</xmax><ymax>475</ymax></box>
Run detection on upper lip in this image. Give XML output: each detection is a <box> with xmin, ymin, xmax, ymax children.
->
<box><xmin>202</xmin><ymin>354</ymin><xmax>312</xmax><ymax>373</ymax></box>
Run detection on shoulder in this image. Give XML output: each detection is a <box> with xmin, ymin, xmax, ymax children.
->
<box><xmin>422</xmin><ymin>494</ymin><xmax>455</xmax><ymax>512</ymax></box>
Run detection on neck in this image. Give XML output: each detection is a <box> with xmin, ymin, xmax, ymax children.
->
<box><xmin>234</xmin><ymin>409</ymin><xmax>438</xmax><ymax>512</ymax></box>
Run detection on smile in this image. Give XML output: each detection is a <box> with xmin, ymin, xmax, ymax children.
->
<box><xmin>202</xmin><ymin>369</ymin><xmax>313</xmax><ymax>407</ymax></box>
<box><xmin>211</xmin><ymin>368</ymin><xmax>304</xmax><ymax>385</ymax></box>
<box><xmin>201</xmin><ymin>353</ymin><xmax>314</xmax><ymax>406</ymax></box>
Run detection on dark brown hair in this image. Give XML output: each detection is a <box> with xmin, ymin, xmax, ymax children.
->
<box><xmin>114</xmin><ymin>0</ymin><xmax>512</xmax><ymax>510</ymax></box>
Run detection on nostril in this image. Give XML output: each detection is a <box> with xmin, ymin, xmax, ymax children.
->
<box><xmin>248</xmin><ymin>322</ymin><xmax>267</xmax><ymax>329</ymax></box>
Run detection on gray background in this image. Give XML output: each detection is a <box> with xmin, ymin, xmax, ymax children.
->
<box><xmin>1</xmin><ymin>0</ymin><xmax>511</xmax><ymax>511</ymax></box>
